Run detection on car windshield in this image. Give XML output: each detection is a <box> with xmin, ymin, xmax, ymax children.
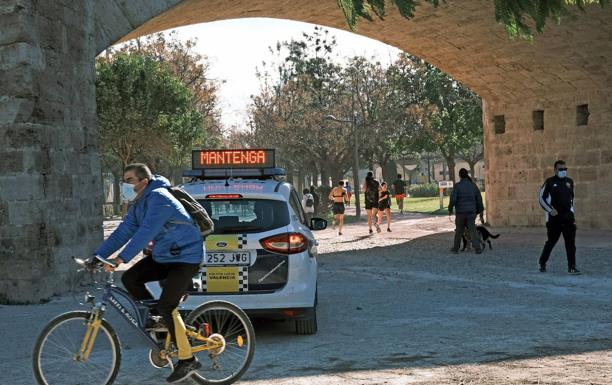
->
<box><xmin>200</xmin><ymin>199</ymin><xmax>289</xmax><ymax>234</ymax></box>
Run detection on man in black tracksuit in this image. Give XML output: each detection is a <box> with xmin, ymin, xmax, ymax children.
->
<box><xmin>449</xmin><ymin>168</ymin><xmax>484</xmax><ymax>254</ymax></box>
<box><xmin>538</xmin><ymin>160</ymin><xmax>579</xmax><ymax>274</ymax></box>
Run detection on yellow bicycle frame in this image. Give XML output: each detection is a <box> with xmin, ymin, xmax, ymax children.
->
<box><xmin>162</xmin><ymin>329</ymin><xmax>234</xmax><ymax>357</ymax></box>
<box><xmin>78</xmin><ymin>314</ymin><xmax>241</xmax><ymax>361</ymax></box>
<box><xmin>77</xmin><ymin>314</ymin><xmax>102</xmax><ymax>361</ymax></box>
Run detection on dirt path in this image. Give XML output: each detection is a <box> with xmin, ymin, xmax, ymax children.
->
<box><xmin>3</xmin><ymin>214</ymin><xmax>612</xmax><ymax>384</ymax></box>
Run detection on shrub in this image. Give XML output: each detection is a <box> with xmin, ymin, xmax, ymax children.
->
<box><xmin>408</xmin><ymin>183</ymin><xmax>444</xmax><ymax>197</ymax></box>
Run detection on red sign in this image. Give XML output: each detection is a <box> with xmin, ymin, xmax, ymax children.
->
<box><xmin>192</xmin><ymin>149</ymin><xmax>275</xmax><ymax>169</ymax></box>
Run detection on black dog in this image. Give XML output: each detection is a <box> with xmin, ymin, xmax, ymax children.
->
<box><xmin>462</xmin><ymin>225</ymin><xmax>500</xmax><ymax>251</ymax></box>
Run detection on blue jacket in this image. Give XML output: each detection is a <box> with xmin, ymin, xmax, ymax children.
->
<box><xmin>95</xmin><ymin>175</ymin><xmax>203</xmax><ymax>264</ymax></box>
<box><xmin>449</xmin><ymin>178</ymin><xmax>484</xmax><ymax>215</ymax></box>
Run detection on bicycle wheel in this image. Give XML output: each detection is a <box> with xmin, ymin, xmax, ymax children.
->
<box><xmin>185</xmin><ymin>301</ymin><xmax>255</xmax><ymax>385</ymax></box>
<box><xmin>32</xmin><ymin>311</ymin><xmax>121</xmax><ymax>385</ymax></box>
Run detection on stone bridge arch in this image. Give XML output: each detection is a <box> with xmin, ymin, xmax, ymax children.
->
<box><xmin>1</xmin><ymin>0</ymin><xmax>611</xmax><ymax>301</ymax></box>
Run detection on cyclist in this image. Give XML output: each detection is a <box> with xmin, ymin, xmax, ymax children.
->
<box><xmin>93</xmin><ymin>163</ymin><xmax>203</xmax><ymax>383</ymax></box>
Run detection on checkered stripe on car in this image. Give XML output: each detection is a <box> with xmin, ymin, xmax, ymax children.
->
<box><xmin>201</xmin><ymin>271</ymin><xmax>208</xmax><ymax>291</ymax></box>
<box><xmin>238</xmin><ymin>266</ymin><xmax>249</xmax><ymax>292</ymax></box>
<box><xmin>237</xmin><ymin>234</ymin><xmax>248</xmax><ymax>249</ymax></box>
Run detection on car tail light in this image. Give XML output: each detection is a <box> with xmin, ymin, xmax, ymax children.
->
<box><xmin>260</xmin><ymin>233</ymin><xmax>308</xmax><ymax>254</ymax></box>
<box><xmin>206</xmin><ymin>194</ymin><xmax>242</xmax><ymax>199</ymax></box>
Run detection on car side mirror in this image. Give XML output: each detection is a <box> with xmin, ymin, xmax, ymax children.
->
<box><xmin>310</xmin><ymin>218</ymin><xmax>327</xmax><ymax>231</ymax></box>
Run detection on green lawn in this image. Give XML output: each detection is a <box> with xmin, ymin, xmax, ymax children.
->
<box><xmin>351</xmin><ymin>193</ymin><xmax>486</xmax><ymax>216</ymax></box>
<box><xmin>322</xmin><ymin>192</ymin><xmax>486</xmax><ymax>221</ymax></box>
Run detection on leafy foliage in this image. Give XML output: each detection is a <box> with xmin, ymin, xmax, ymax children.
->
<box><xmin>336</xmin><ymin>0</ymin><xmax>439</xmax><ymax>28</ymax></box>
<box><xmin>338</xmin><ymin>0</ymin><xmax>608</xmax><ymax>38</ymax></box>
<box><xmin>96</xmin><ymin>53</ymin><xmax>202</xmax><ymax>176</ymax></box>
<box><xmin>248</xmin><ymin>28</ymin><xmax>483</xmax><ymax>186</ymax></box>
<box><xmin>249</xmin><ymin>27</ymin><xmax>353</xmax><ymax>183</ymax></box>
<box><xmin>495</xmin><ymin>0</ymin><xmax>609</xmax><ymax>38</ymax></box>
<box><xmin>96</xmin><ymin>33</ymin><xmax>223</xmax><ymax>181</ymax></box>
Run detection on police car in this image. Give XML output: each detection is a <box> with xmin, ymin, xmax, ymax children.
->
<box><xmin>147</xmin><ymin>149</ymin><xmax>326</xmax><ymax>334</ymax></box>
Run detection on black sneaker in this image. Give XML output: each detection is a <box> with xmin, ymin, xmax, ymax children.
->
<box><xmin>450</xmin><ymin>248</ymin><xmax>459</xmax><ymax>254</ymax></box>
<box><xmin>166</xmin><ymin>357</ymin><xmax>201</xmax><ymax>383</ymax></box>
<box><xmin>475</xmin><ymin>249</ymin><xmax>483</xmax><ymax>254</ymax></box>
<box><xmin>539</xmin><ymin>265</ymin><xmax>546</xmax><ymax>273</ymax></box>
<box><xmin>369</xmin><ymin>228</ymin><xmax>373</xmax><ymax>234</ymax></box>
<box><xmin>568</xmin><ymin>267</ymin><xmax>581</xmax><ymax>275</ymax></box>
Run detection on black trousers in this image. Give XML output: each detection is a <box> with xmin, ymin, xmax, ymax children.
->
<box><xmin>121</xmin><ymin>257</ymin><xmax>199</xmax><ymax>345</ymax></box>
<box><xmin>453</xmin><ymin>213</ymin><xmax>481</xmax><ymax>252</ymax></box>
<box><xmin>539</xmin><ymin>217</ymin><xmax>577</xmax><ymax>269</ymax></box>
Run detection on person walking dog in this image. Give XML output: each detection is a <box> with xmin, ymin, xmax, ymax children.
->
<box><xmin>448</xmin><ymin>168</ymin><xmax>484</xmax><ymax>254</ymax></box>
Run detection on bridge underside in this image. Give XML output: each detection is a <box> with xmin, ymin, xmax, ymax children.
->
<box><xmin>0</xmin><ymin>0</ymin><xmax>611</xmax><ymax>301</ymax></box>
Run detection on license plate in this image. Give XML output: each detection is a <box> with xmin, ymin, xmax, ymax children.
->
<box><xmin>205</xmin><ymin>251</ymin><xmax>251</xmax><ymax>266</ymax></box>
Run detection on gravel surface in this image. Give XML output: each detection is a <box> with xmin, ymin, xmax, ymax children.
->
<box><xmin>3</xmin><ymin>213</ymin><xmax>612</xmax><ymax>385</ymax></box>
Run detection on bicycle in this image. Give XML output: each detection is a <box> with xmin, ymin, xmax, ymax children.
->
<box><xmin>32</xmin><ymin>257</ymin><xmax>255</xmax><ymax>385</ymax></box>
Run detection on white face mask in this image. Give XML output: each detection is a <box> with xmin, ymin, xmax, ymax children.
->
<box><xmin>557</xmin><ymin>170</ymin><xmax>567</xmax><ymax>179</ymax></box>
<box><xmin>121</xmin><ymin>183</ymin><xmax>138</xmax><ymax>202</ymax></box>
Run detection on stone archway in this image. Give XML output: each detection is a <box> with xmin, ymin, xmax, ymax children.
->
<box><xmin>1</xmin><ymin>0</ymin><xmax>611</xmax><ymax>301</ymax></box>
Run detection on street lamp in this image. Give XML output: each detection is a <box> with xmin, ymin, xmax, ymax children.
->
<box><xmin>324</xmin><ymin>114</ymin><xmax>361</xmax><ymax>219</ymax></box>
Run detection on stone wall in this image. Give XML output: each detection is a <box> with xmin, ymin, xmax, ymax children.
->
<box><xmin>484</xmin><ymin>90</ymin><xmax>612</xmax><ymax>229</ymax></box>
<box><xmin>0</xmin><ymin>1</ymin><xmax>102</xmax><ymax>302</ymax></box>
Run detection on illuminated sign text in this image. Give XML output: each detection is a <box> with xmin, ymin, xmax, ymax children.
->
<box><xmin>193</xmin><ymin>149</ymin><xmax>275</xmax><ymax>169</ymax></box>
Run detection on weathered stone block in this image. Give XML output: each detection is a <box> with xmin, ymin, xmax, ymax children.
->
<box><xmin>597</xmin><ymin>167</ymin><xmax>612</xmax><ymax>181</ymax></box>
<box><xmin>528</xmin><ymin>214</ymin><xmax>544</xmax><ymax>227</ymax></box>
<box><xmin>577</xmin><ymin>167</ymin><xmax>597</xmax><ymax>182</ymax></box>
<box><xmin>0</xmin><ymin>200</ymin><xmax>7</xmax><ymax>226</ymax></box>
<box><xmin>0</xmin><ymin>173</ymin><xmax>43</xmax><ymax>201</ymax></box>
<box><xmin>0</xmin><ymin>42</ymin><xmax>42</xmax><ymax>70</ymax></box>
<box><xmin>0</xmin><ymin>150</ymin><xmax>24</xmax><ymax>173</ymax></box>
<box><xmin>601</xmin><ymin>150</ymin><xmax>612</xmax><ymax>165</ymax></box>
<box><xmin>0</xmin><ymin>96</ymin><xmax>35</xmax><ymax>124</ymax></box>
<box><xmin>0</xmin><ymin>123</ymin><xmax>46</xmax><ymax>148</ymax></box>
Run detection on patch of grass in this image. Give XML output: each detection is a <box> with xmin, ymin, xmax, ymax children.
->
<box><xmin>404</xmin><ymin>196</ymin><xmax>451</xmax><ymax>215</ymax></box>
<box><xmin>350</xmin><ymin>193</ymin><xmax>486</xmax><ymax>216</ymax></box>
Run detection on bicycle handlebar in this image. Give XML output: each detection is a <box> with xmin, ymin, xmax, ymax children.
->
<box><xmin>72</xmin><ymin>256</ymin><xmax>117</xmax><ymax>272</ymax></box>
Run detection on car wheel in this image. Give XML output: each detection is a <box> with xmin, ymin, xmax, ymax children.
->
<box><xmin>295</xmin><ymin>307</ymin><xmax>317</xmax><ymax>335</ymax></box>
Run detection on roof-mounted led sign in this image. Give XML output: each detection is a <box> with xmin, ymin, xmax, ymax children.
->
<box><xmin>192</xmin><ymin>149</ymin><xmax>275</xmax><ymax>169</ymax></box>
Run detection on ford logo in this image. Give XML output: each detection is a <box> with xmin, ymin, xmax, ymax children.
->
<box><xmin>216</xmin><ymin>242</ymin><xmax>228</xmax><ymax>248</ymax></box>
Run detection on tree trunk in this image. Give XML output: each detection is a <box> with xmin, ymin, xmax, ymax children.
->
<box><xmin>427</xmin><ymin>154</ymin><xmax>432</xmax><ymax>183</ymax></box>
<box><xmin>440</xmin><ymin>146</ymin><xmax>456</xmax><ymax>183</ymax></box>
<box><xmin>446</xmin><ymin>159</ymin><xmax>456</xmax><ymax>183</ymax></box>
<box><xmin>468</xmin><ymin>161</ymin><xmax>476</xmax><ymax>179</ymax></box>
<box><xmin>297</xmin><ymin>169</ymin><xmax>304</xmax><ymax>193</ymax></box>
<box><xmin>112</xmin><ymin>170</ymin><xmax>121</xmax><ymax>216</ymax></box>
<box><xmin>380</xmin><ymin>157</ymin><xmax>396</xmax><ymax>183</ymax></box>
<box><xmin>320</xmin><ymin>165</ymin><xmax>330</xmax><ymax>188</ymax></box>
<box><xmin>287</xmin><ymin>169</ymin><xmax>295</xmax><ymax>187</ymax></box>
<box><xmin>333</xmin><ymin>167</ymin><xmax>344</xmax><ymax>184</ymax></box>
<box><xmin>368</xmin><ymin>158</ymin><xmax>375</xmax><ymax>173</ymax></box>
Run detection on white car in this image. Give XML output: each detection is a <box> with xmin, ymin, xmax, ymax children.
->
<box><xmin>147</xmin><ymin>166</ymin><xmax>326</xmax><ymax>334</ymax></box>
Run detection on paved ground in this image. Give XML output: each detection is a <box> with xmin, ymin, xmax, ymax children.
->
<box><xmin>3</xmin><ymin>212</ymin><xmax>612</xmax><ymax>384</ymax></box>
